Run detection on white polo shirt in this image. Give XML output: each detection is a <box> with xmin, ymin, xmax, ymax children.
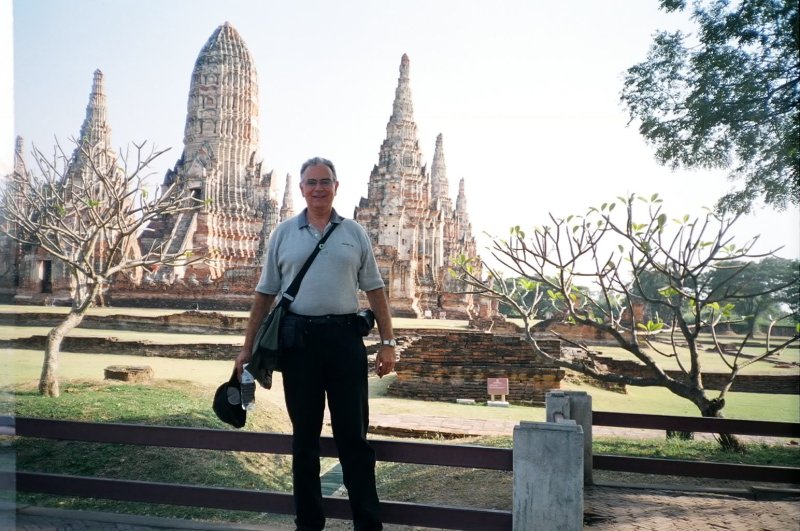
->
<box><xmin>255</xmin><ymin>209</ymin><xmax>385</xmax><ymax>315</ymax></box>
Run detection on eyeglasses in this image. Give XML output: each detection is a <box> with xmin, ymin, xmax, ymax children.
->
<box><xmin>302</xmin><ymin>178</ymin><xmax>335</xmax><ymax>188</ymax></box>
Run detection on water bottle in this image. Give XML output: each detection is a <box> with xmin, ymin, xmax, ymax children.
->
<box><xmin>240</xmin><ymin>363</ymin><xmax>256</xmax><ymax>411</ymax></box>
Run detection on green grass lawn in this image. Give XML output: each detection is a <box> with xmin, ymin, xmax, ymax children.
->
<box><xmin>3</xmin><ymin>348</ymin><xmax>798</xmax><ymax>423</ymax></box>
<box><xmin>1</xmin><ymin>304</ymin><xmax>798</xmax><ymax>423</ymax></box>
<box><xmin>4</xmin><ymin>380</ymin><xmax>298</xmax><ymax>527</ymax></box>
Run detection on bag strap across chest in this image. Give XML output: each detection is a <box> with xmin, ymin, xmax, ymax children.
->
<box><xmin>278</xmin><ymin>222</ymin><xmax>339</xmax><ymax>309</ymax></box>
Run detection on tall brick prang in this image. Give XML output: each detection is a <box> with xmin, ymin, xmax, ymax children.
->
<box><xmin>140</xmin><ymin>22</ymin><xmax>279</xmax><ymax>284</ymax></box>
<box><xmin>355</xmin><ymin>55</ymin><xmax>480</xmax><ymax>318</ymax></box>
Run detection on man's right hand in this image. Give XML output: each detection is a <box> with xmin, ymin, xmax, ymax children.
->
<box><xmin>236</xmin><ymin>292</ymin><xmax>276</xmax><ymax>381</ymax></box>
<box><xmin>234</xmin><ymin>348</ymin><xmax>252</xmax><ymax>381</ymax></box>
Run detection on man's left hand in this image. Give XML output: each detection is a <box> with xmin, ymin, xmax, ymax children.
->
<box><xmin>375</xmin><ymin>346</ymin><xmax>396</xmax><ymax>377</ymax></box>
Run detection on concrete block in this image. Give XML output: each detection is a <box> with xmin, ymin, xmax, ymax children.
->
<box><xmin>546</xmin><ymin>391</ymin><xmax>571</xmax><ymax>422</ymax></box>
<box><xmin>547</xmin><ymin>390</ymin><xmax>593</xmax><ymax>485</ymax></box>
<box><xmin>513</xmin><ymin>421</ymin><xmax>583</xmax><ymax>531</ymax></box>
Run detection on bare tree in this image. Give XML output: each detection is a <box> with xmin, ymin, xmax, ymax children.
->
<box><xmin>454</xmin><ymin>194</ymin><xmax>799</xmax><ymax>451</ymax></box>
<box><xmin>0</xmin><ymin>140</ymin><xmax>203</xmax><ymax>397</ymax></box>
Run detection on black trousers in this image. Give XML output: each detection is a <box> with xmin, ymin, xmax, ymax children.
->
<box><xmin>280</xmin><ymin>314</ymin><xmax>382</xmax><ymax>531</ymax></box>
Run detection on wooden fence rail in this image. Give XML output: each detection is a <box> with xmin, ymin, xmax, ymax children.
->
<box><xmin>2</xmin><ymin>411</ymin><xmax>799</xmax><ymax>529</ymax></box>
<box><xmin>592</xmin><ymin>411</ymin><xmax>800</xmax><ymax>484</ymax></box>
<box><xmin>2</xmin><ymin>416</ymin><xmax>512</xmax><ymax>530</ymax></box>
<box><xmin>593</xmin><ymin>411</ymin><xmax>800</xmax><ymax>438</ymax></box>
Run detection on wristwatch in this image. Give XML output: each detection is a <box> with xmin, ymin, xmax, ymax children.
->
<box><xmin>381</xmin><ymin>339</ymin><xmax>397</xmax><ymax>347</ymax></box>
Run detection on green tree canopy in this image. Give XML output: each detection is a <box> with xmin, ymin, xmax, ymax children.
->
<box><xmin>621</xmin><ymin>0</ymin><xmax>799</xmax><ymax>213</ymax></box>
<box><xmin>629</xmin><ymin>267</ymin><xmax>681</xmax><ymax>322</ymax></box>
<box><xmin>703</xmin><ymin>256</ymin><xmax>800</xmax><ymax>323</ymax></box>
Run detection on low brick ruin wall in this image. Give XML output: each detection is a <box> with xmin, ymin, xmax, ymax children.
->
<box><xmin>697</xmin><ymin>372</ymin><xmax>800</xmax><ymax>394</ymax></box>
<box><xmin>590</xmin><ymin>354</ymin><xmax>799</xmax><ymax>395</ymax></box>
<box><xmin>0</xmin><ymin>311</ymin><xmax>248</xmax><ymax>334</ymax></box>
<box><xmin>388</xmin><ymin>332</ymin><xmax>565</xmax><ymax>405</ymax></box>
<box><xmin>2</xmin><ymin>336</ymin><xmax>239</xmax><ymax>360</ymax></box>
<box><xmin>108</xmin><ymin>295</ymin><xmax>253</xmax><ymax>311</ymax></box>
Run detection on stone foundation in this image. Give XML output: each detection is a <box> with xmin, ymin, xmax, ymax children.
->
<box><xmin>104</xmin><ymin>365</ymin><xmax>154</xmax><ymax>382</ymax></box>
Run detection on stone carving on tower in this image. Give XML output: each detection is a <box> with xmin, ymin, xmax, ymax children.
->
<box><xmin>354</xmin><ymin>54</ymin><xmax>480</xmax><ymax>318</ymax></box>
<box><xmin>138</xmin><ymin>22</ymin><xmax>279</xmax><ymax>291</ymax></box>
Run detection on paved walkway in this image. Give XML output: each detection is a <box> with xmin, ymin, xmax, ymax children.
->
<box><xmin>4</xmin><ymin>414</ymin><xmax>800</xmax><ymax>530</ymax></box>
<box><xmin>367</xmin><ymin>413</ymin><xmax>793</xmax><ymax>444</ymax></box>
<box><xmin>5</xmin><ymin>487</ymin><xmax>799</xmax><ymax>530</ymax></box>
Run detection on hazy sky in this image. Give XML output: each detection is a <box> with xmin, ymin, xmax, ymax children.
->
<box><xmin>6</xmin><ymin>0</ymin><xmax>799</xmax><ymax>261</ymax></box>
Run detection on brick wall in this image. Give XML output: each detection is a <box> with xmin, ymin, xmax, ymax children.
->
<box><xmin>0</xmin><ymin>311</ymin><xmax>248</xmax><ymax>334</ymax></box>
<box><xmin>388</xmin><ymin>332</ymin><xmax>565</xmax><ymax>405</ymax></box>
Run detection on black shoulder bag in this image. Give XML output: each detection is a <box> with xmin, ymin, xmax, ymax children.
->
<box><xmin>249</xmin><ymin>223</ymin><xmax>339</xmax><ymax>388</ymax></box>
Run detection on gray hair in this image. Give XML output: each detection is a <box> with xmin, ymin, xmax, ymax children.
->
<box><xmin>300</xmin><ymin>157</ymin><xmax>337</xmax><ymax>181</ymax></box>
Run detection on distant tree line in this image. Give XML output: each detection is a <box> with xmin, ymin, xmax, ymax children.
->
<box><xmin>496</xmin><ymin>256</ymin><xmax>799</xmax><ymax>330</ymax></box>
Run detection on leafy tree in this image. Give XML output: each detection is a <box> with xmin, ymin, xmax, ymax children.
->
<box><xmin>491</xmin><ymin>276</ymin><xmax>589</xmax><ymax>321</ymax></box>
<box><xmin>704</xmin><ymin>256</ymin><xmax>800</xmax><ymax>325</ymax></box>
<box><xmin>453</xmin><ymin>194</ymin><xmax>799</xmax><ymax>451</ymax></box>
<box><xmin>0</xmin><ymin>140</ymin><xmax>202</xmax><ymax>397</ymax></box>
<box><xmin>621</xmin><ymin>0</ymin><xmax>799</xmax><ymax>213</ymax></box>
<box><xmin>630</xmin><ymin>267</ymin><xmax>680</xmax><ymax>322</ymax></box>
<box><xmin>494</xmin><ymin>277</ymin><xmax>543</xmax><ymax>318</ymax></box>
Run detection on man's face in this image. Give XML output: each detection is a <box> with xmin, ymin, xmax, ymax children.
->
<box><xmin>300</xmin><ymin>164</ymin><xmax>338</xmax><ymax>210</ymax></box>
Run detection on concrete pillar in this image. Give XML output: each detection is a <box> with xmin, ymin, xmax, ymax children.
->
<box><xmin>513</xmin><ymin>421</ymin><xmax>584</xmax><ymax>531</ymax></box>
<box><xmin>547</xmin><ymin>390</ymin><xmax>593</xmax><ymax>485</ymax></box>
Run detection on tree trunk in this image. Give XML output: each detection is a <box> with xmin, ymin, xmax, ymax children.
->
<box><xmin>700</xmin><ymin>399</ymin><xmax>745</xmax><ymax>453</ymax></box>
<box><xmin>666</xmin><ymin>430</ymin><xmax>694</xmax><ymax>440</ymax></box>
<box><xmin>38</xmin><ymin>310</ymin><xmax>86</xmax><ymax>397</ymax></box>
<box><xmin>716</xmin><ymin>431</ymin><xmax>744</xmax><ymax>453</ymax></box>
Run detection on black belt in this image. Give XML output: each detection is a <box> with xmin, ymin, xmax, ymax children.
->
<box><xmin>287</xmin><ymin>312</ymin><xmax>358</xmax><ymax>326</ymax></box>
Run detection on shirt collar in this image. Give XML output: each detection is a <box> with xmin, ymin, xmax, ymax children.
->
<box><xmin>297</xmin><ymin>208</ymin><xmax>344</xmax><ymax>229</ymax></box>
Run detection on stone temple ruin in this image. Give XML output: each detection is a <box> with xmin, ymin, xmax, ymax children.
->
<box><xmin>1</xmin><ymin>23</ymin><xmax>486</xmax><ymax>318</ymax></box>
<box><xmin>355</xmin><ymin>55</ymin><xmax>479</xmax><ymax>318</ymax></box>
<box><xmin>111</xmin><ymin>22</ymin><xmax>284</xmax><ymax>309</ymax></box>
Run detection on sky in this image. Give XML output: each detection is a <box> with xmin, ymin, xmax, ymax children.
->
<box><xmin>5</xmin><ymin>0</ymin><xmax>799</xmax><ymax>263</ymax></box>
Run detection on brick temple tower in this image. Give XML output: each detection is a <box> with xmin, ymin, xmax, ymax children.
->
<box><xmin>355</xmin><ymin>54</ymin><xmax>479</xmax><ymax>318</ymax></box>
<box><xmin>139</xmin><ymin>22</ymin><xmax>279</xmax><ymax>284</ymax></box>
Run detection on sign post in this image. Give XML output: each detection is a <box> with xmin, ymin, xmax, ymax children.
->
<box><xmin>487</xmin><ymin>377</ymin><xmax>510</xmax><ymax>407</ymax></box>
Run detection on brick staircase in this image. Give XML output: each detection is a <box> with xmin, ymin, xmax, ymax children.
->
<box><xmin>165</xmin><ymin>211</ymin><xmax>197</xmax><ymax>256</ymax></box>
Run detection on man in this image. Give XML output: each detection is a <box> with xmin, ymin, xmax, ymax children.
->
<box><xmin>235</xmin><ymin>157</ymin><xmax>396</xmax><ymax>531</ymax></box>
